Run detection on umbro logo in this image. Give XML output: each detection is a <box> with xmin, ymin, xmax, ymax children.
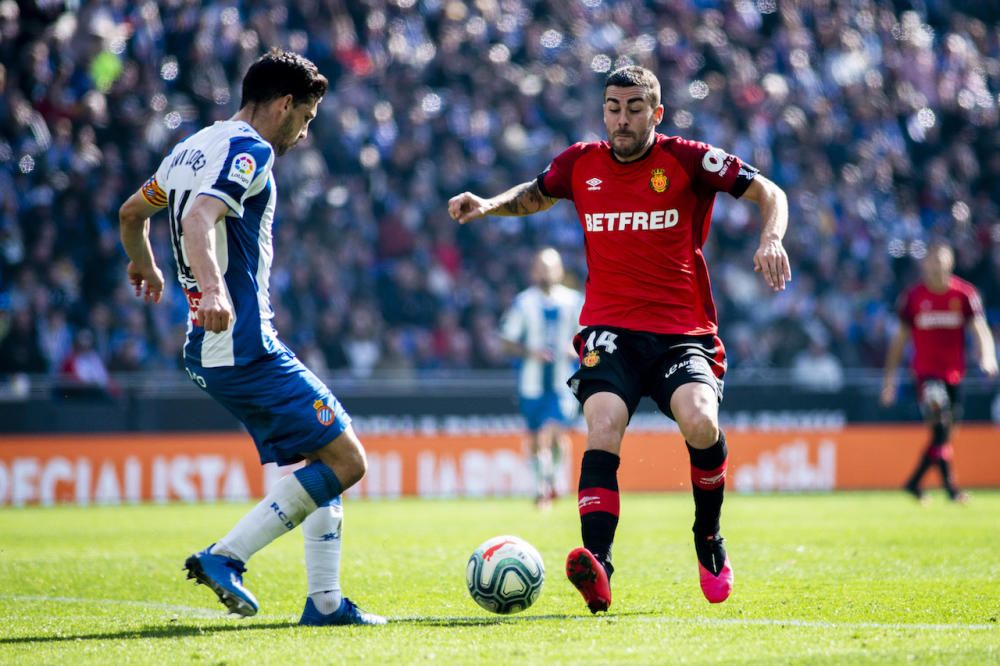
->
<box><xmin>699</xmin><ymin>471</ymin><xmax>726</xmax><ymax>485</ymax></box>
<box><xmin>585</xmin><ymin>177</ymin><xmax>602</xmax><ymax>191</ymax></box>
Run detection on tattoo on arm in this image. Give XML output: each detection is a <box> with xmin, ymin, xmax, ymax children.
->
<box><xmin>497</xmin><ymin>181</ymin><xmax>556</xmax><ymax>216</ymax></box>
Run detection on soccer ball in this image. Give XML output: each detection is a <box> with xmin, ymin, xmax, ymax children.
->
<box><xmin>466</xmin><ymin>535</ymin><xmax>545</xmax><ymax>614</ymax></box>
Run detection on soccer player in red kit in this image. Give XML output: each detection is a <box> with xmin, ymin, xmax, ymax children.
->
<box><xmin>881</xmin><ymin>242</ymin><xmax>997</xmax><ymax>503</ymax></box>
<box><xmin>448</xmin><ymin>66</ymin><xmax>791</xmax><ymax>612</ymax></box>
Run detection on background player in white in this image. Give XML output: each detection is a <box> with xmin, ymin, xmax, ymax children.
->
<box><xmin>117</xmin><ymin>49</ymin><xmax>384</xmax><ymax>626</ymax></box>
<box><xmin>500</xmin><ymin>248</ymin><xmax>583</xmax><ymax>508</ymax></box>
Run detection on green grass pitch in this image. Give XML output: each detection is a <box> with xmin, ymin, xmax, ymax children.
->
<box><xmin>1</xmin><ymin>491</ymin><xmax>997</xmax><ymax>665</ymax></box>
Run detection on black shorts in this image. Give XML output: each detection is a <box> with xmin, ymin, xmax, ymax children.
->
<box><xmin>916</xmin><ymin>378</ymin><xmax>962</xmax><ymax>422</ymax></box>
<box><xmin>567</xmin><ymin>326</ymin><xmax>726</xmax><ymax>421</ymax></box>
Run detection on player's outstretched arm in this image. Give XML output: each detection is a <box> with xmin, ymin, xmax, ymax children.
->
<box><xmin>119</xmin><ymin>190</ymin><xmax>166</xmax><ymax>304</ymax></box>
<box><xmin>880</xmin><ymin>323</ymin><xmax>911</xmax><ymax>406</ymax></box>
<box><xmin>969</xmin><ymin>315</ymin><xmax>999</xmax><ymax>378</ymax></box>
<box><xmin>743</xmin><ymin>175</ymin><xmax>791</xmax><ymax>292</ymax></box>
<box><xmin>181</xmin><ymin>195</ymin><xmax>234</xmax><ymax>333</ymax></box>
<box><xmin>449</xmin><ymin>180</ymin><xmax>557</xmax><ymax>224</ymax></box>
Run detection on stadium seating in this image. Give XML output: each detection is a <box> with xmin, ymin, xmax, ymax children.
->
<box><xmin>0</xmin><ymin>1</ymin><xmax>997</xmax><ymax>382</ymax></box>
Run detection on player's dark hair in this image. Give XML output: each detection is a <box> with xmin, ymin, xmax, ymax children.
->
<box><xmin>240</xmin><ymin>48</ymin><xmax>328</xmax><ymax>109</ymax></box>
<box><xmin>604</xmin><ymin>66</ymin><xmax>661</xmax><ymax>106</ymax></box>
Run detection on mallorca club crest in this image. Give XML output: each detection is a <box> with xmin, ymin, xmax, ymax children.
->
<box><xmin>314</xmin><ymin>399</ymin><xmax>335</xmax><ymax>426</ymax></box>
<box><xmin>649</xmin><ymin>168</ymin><xmax>669</xmax><ymax>193</ymax></box>
<box><xmin>583</xmin><ymin>350</ymin><xmax>600</xmax><ymax>368</ymax></box>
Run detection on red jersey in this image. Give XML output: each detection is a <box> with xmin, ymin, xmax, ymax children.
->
<box><xmin>538</xmin><ymin>133</ymin><xmax>757</xmax><ymax>335</ymax></box>
<box><xmin>898</xmin><ymin>276</ymin><xmax>983</xmax><ymax>383</ymax></box>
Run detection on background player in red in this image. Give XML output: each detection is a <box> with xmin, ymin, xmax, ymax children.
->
<box><xmin>881</xmin><ymin>242</ymin><xmax>998</xmax><ymax>503</ymax></box>
<box><xmin>448</xmin><ymin>66</ymin><xmax>791</xmax><ymax>612</ymax></box>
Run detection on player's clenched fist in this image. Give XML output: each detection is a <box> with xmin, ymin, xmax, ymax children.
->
<box><xmin>448</xmin><ymin>192</ymin><xmax>490</xmax><ymax>224</ymax></box>
<box><xmin>196</xmin><ymin>289</ymin><xmax>233</xmax><ymax>333</ymax></box>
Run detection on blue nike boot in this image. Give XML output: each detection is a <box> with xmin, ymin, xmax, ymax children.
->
<box><xmin>184</xmin><ymin>545</ymin><xmax>259</xmax><ymax>617</ymax></box>
<box><xmin>299</xmin><ymin>596</ymin><xmax>387</xmax><ymax>626</ymax></box>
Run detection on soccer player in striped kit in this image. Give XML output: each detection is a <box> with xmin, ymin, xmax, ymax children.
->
<box><xmin>881</xmin><ymin>242</ymin><xmax>997</xmax><ymax>503</ymax></box>
<box><xmin>450</xmin><ymin>66</ymin><xmax>791</xmax><ymax>612</ymax></box>
<box><xmin>118</xmin><ymin>49</ymin><xmax>384</xmax><ymax>625</ymax></box>
<box><xmin>500</xmin><ymin>248</ymin><xmax>584</xmax><ymax>508</ymax></box>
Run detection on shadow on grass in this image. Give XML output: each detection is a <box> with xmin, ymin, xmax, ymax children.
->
<box><xmin>402</xmin><ymin>614</ymin><xmax>570</xmax><ymax>627</ymax></box>
<box><xmin>395</xmin><ymin>610</ymin><xmax>651</xmax><ymax>627</ymax></box>
<box><xmin>0</xmin><ymin>621</ymin><xmax>300</xmax><ymax>645</ymax></box>
<box><xmin>2</xmin><ymin>611</ymin><xmax>653</xmax><ymax>644</ymax></box>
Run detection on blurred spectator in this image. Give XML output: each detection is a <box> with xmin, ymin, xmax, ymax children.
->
<box><xmin>342</xmin><ymin>305</ymin><xmax>382</xmax><ymax>378</ymax></box>
<box><xmin>0</xmin><ymin>308</ymin><xmax>46</xmax><ymax>374</ymax></box>
<box><xmin>57</xmin><ymin>328</ymin><xmax>113</xmax><ymax>400</ymax></box>
<box><xmin>791</xmin><ymin>337</ymin><xmax>846</xmax><ymax>392</ymax></box>
<box><xmin>376</xmin><ymin>329</ymin><xmax>417</xmax><ymax>378</ymax></box>
<box><xmin>0</xmin><ymin>1</ymin><xmax>997</xmax><ymax>380</ymax></box>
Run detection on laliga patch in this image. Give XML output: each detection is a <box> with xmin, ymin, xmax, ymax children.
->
<box><xmin>314</xmin><ymin>399</ymin><xmax>335</xmax><ymax>426</ymax></box>
<box><xmin>227</xmin><ymin>152</ymin><xmax>256</xmax><ymax>187</ymax></box>
<box><xmin>583</xmin><ymin>350</ymin><xmax>600</xmax><ymax>368</ymax></box>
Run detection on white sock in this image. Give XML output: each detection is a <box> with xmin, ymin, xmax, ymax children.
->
<box><xmin>303</xmin><ymin>500</ymin><xmax>344</xmax><ymax>614</ymax></box>
<box><xmin>541</xmin><ymin>447</ymin><xmax>556</xmax><ymax>490</ymax></box>
<box><xmin>531</xmin><ymin>451</ymin><xmax>545</xmax><ymax>497</ymax></box>
<box><xmin>211</xmin><ymin>474</ymin><xmax>317</xmax><ymax>563</ymax></box>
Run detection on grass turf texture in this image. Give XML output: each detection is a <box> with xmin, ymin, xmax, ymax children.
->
<box><xmin>1</xmin><ymin>492</ymin><xmax>997</xmax><ymax>665</ymax></box>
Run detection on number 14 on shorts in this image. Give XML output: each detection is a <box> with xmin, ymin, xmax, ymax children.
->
<box><xmin>584</xmin><ymin>330</ymin><xmax>619</xmax><ymax>354</ymax></box>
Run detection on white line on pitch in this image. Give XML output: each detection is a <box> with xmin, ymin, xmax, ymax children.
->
<box><xmin>631</xmin><ymin>615</ymin><xmax>997</xmax><ymax>632</ymax></box>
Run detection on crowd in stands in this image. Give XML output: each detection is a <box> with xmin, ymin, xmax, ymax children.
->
<box><xmin>1</xmin><ymin>0</ymin><xmax>998</xmax><ymax>392</ymax></box>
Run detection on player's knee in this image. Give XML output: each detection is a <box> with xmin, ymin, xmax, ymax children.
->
<box><xmin>586</xmin><ymin>413</ymin><xmax>626</xmax><ymax>451</ymax></box>
<box><xmin>586</xmin><ymin>420</ymin><xmax>624</xmax><ymax>453</ymax></box>
<box><xmin>312</xmin><ymin>430</ymin><xmax>368</xmax><ymax>489</ymax></box>
<box><xmin>338</xmin><ymin>443</ymin><xmax>368</xmax><ymax>487</ymax></box>
<box><xmin>682</xmin><ymin>413</ymin><xmax>719</xmax><ymax>449</ymax></box>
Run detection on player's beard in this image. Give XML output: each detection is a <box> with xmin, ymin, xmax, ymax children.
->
<box><xmin>273</xmin><ymin>116</ymin><xmax>300</xmax><ymax>156</ymax></box>
<box><xmin>611</xmin><ymin>128</ymin><xmax>653</xmax><ymax>161</ymax></box>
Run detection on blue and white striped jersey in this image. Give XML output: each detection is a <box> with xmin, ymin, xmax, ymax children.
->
<box><xmin>142</xmin><ymin>120</ymin><xmax>280</xmax><ymax>367</ymax></box>
<box><xmin>500</xmin><ymin>284</ymin><xmax>584</xmax><ymax>399</ymax></box>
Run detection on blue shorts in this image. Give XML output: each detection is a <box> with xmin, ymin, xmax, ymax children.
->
<box><xmin>185</xmin><ymin>350</ymin><xmax>351</xmax><ymax>466</ymax></box>
<box><xmin>520</xmin><ymin>392</ymin><xmax>574</xmax><ymax>432</ymax></box>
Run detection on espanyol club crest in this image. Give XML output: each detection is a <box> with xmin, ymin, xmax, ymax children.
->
<box><xmin>650</xmin><ymin>168</ymin><xmax>669</xmax><ymax>193</ymax></box>
<box><xmin>314</xmin><ymin>399</ymin><xmax>334</xmax><ymax>426</ymax></box>
<box><xmin>583</xmin><ymin>350</ymin><xmax>600</xmax><ymax>368</ymax></box>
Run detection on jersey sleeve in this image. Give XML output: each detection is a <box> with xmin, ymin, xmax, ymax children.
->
<box><xmin>139</xmin><ymin>155</ymin><xmax>171</xmax><ymax>208</ymax></box>
<box><xmin>197</xmin><ymin>135</ymin><xmax>274</xmax><ymax>216</ymax></box>
<box><xmin>537</xmin><ymin>143</ymin><xmax>589</xmax><ymax>201</ymax></box>
<box><xmin>669</xmin><ymin>138</ymin><xmax>758</xmax><ymax>198</ymax></box>
<box><xmin>499</xmin><ymin>295</ymin><xmax>527</xmax><ymax>344</ymax></box>
<box><xmin>963</xmin><ymin>284</ymin><xmax>985</xmax><ymax>322</ymax></box>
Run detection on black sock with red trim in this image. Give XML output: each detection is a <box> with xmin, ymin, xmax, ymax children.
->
<box><xmin>688</xmin><ymin>431</ymin><xmax>728</xmax><ymax>539</ymax></box>
<box><xmin>578</xmin><ymin>449</ymin><xmax>620</xmax><ymax>576</ymax></box>
<box><xmin>908</xmin><ymin>423</ymin><xmax>950</xmax><ymax>490</ymax></box>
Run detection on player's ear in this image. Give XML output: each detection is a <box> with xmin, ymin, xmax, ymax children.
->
<box><xmin>654</xmin><ymin>104</ymin><xmax>664</xmax><ymax>124</ymax></box>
